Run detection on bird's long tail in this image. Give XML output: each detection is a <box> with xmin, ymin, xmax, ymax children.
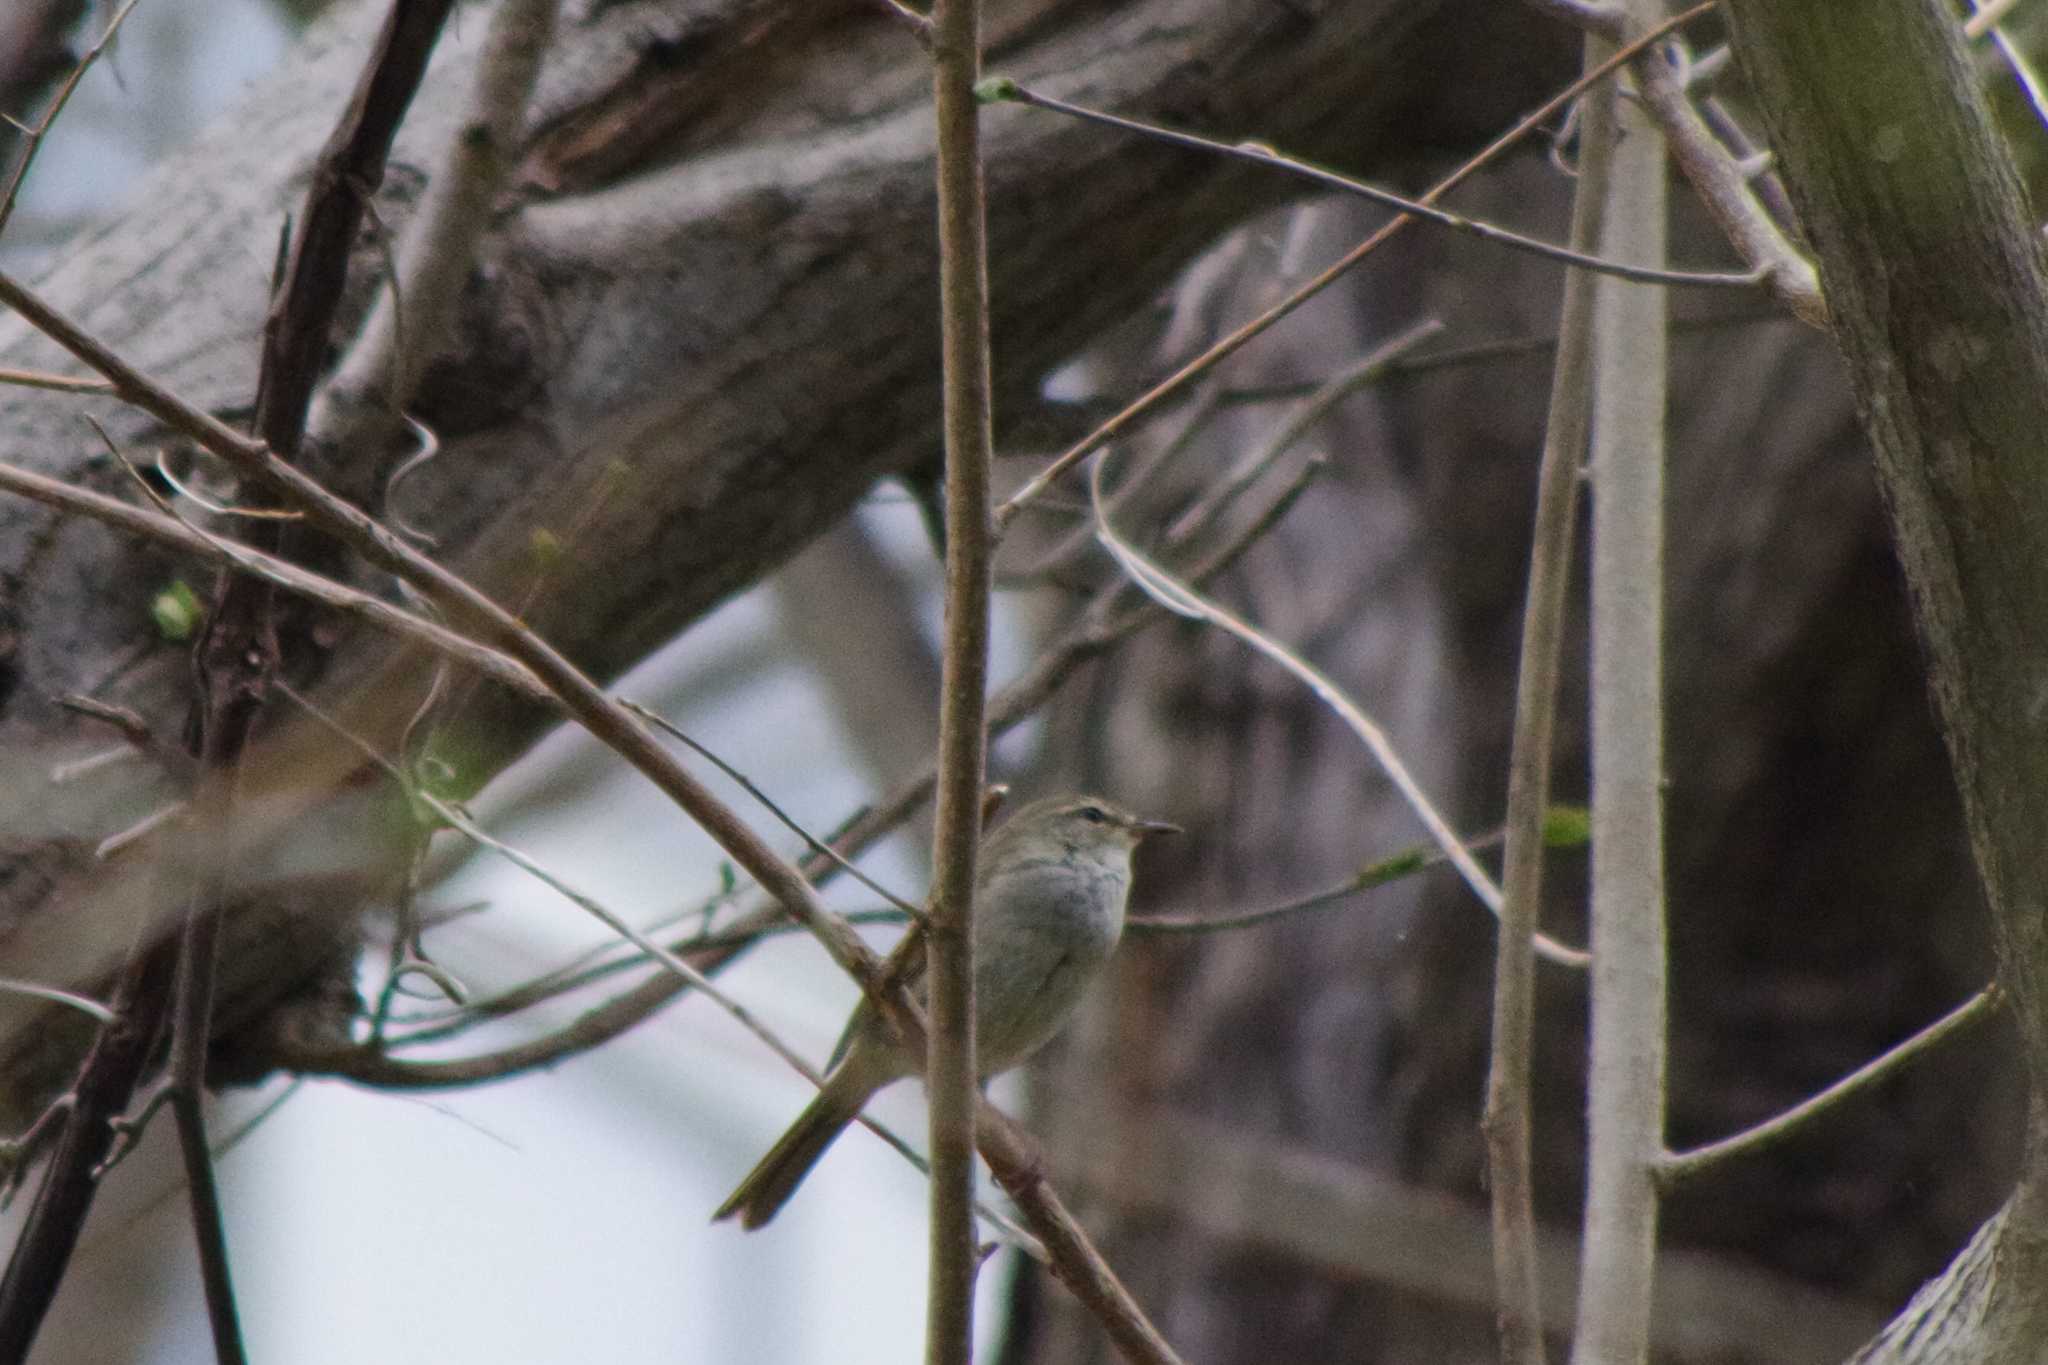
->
<box><xmin>712</xmin><ymin>1086</ymin><xmax>865</xmax><ymax>1230</ymax></box>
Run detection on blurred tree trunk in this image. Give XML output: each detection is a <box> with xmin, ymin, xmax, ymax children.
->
<box><xmin>1005</xmin><ymin>166</ymin><xmax>2011</xmax><ymax>1363</ymax></box>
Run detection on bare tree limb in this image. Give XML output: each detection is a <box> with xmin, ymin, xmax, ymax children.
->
<box><xmin>1658</xmin><ymin>986</ymin><xmax>2002</xmax><ymax>1190</ymax></box>
<box><xmin>1485</xmin><ymin>31</ymin><xmax>1616</xmax><ymax>1365</ymax></box>
<box><xmin>925</xmin><ymin>0</ymin><xmax>998</xmax><ymax>1354</ymax></box>
<box><xmin>1568</xmin><ymin>7</ymin><xmax>1671</xmax><ymax>1357</ymax></box>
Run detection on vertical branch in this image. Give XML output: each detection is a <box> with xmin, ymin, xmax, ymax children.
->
<box><xmin>251</xmin><ymin>0</ymin><xmax>460</xmax><ymax>460</ymax></box>
<box><xmin>179</xmin><ymin>3</ymin><xmax>459</xmax><ymax>1358</ymax></box>
<box><xmin>309</xmin><ymin>0</ymin><xmax>560</xmax><ymax>463</ymax></box>
<box><xmin>1570</xmin><ymin>6</ymin><xmax>1672</xmax><ymax>1362</ymax></box>
<box><xmin>1483</xmin><ymin>44</ymin><xmax>1617</xmax><ymax>1365</ymax></box>
<box><xmin>169</xmin><ymin>780</ymin><xmax>249</xmax><ymax>1365</ymax></box>
<box><xmin>0</xmin><ymin>939</ymin><xmax>178</xmax><ymax>1359</ymax></box>
<box><xmin>926</xmin><ymin>0</ymin><xmax>996</xmax><ymax>1360</ymax></box>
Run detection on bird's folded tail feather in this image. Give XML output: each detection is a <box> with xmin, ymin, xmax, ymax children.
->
<box><xmin>712</xmin><ymin>1088</ymin><xmax>863</xmax><ymax>1230</ymax></box>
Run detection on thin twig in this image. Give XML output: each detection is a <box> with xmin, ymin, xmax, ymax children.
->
<box><xmin>309</xmin><ymin>0</ymin><xmax>559</xmax><ymax>465</ymax></box>
<box><xmin>169</xmin><ymin>820</ymin><xmax>247</xmax><ymax>1365</ymax></box>
<box><xmin>1525</xmin><ymin>0</ymin><xmax>1822</xmax><ymax>322</ymax></box>
<box><xmin>1965</xmin><ymin>0</ymin><xmax>2021</xmax><ymax>39</ymax></box>
<box><xmin>0</xmin><ymin>978</ymin><xmax>116</xmax><ymax>1023</ymax></box>
<box><xmin>0</xmin><ymin>456</ymin><xmax>550</xmax><ymax>700</ymax></box>
<box><xmin>928</xmin><ymin>0</ymin><xmax>1001</xmax><ymax>1354</ymax></box>
<box><xmin>1091</xmin><ymin>454</ymin><xmax>1589</xmax><ymax>968</ymax></box>
<box><xmin>1619</xmin><ymin>23</ymin><xmax>1825</xmax><ymax>327</ymax></box>
<box><xmin>990</xmin><ymin>1</ymin><xmax>1718</xmax><ymax>528</ymax></box>
<box><xmin>2</xmin><ymin>1095</ymin><xmax>77</xmax><ymax>1206</ymax></box>
<box><xmin>379</xmin><ymin>910</ymin><xmax>914</xmax><ymax>1047</ymax></box>
<box><xmin>1128</xmin><ymin>829</ymin><xmax>1507</xmax><ymax>935</ymax></box>
<box><xmin>1656</xmin><ymin>986</ymin><xmax>2002</xmax><ymax>1190</ymax></box>
<box><xmin>1209</xmin><ymin>310</ymin><xmax>1779</xmax><ymax>406</ymax></box>
<box><xmin>0</xmin><ymin>0</ymin><xmax>142</xmax><ymax>243</ymax></box>
<box><xmin>627</xmin><ymin>703</ymin><xmax>928</xmax><ymax>923</ymax></box>
<box><xmin>0</xmin><ymin>365</ymin><xmax>112</xmax><ymax>394</ymax></box>
<box><xmin>286</xmin><ymin>680</ymin><xmax>840</xmax><ymax>1085</ymax></box>
<box><xmin>871</xmin><ymin>0</ymin><xmax>934</xmax><ymax>44</ymax></box>
<box><xmin>1485</xmin><ymin>34</ymin><xmax>1617</xmax><ymax>1365</ymax></box>
<box><xmin>252</xmin><ymin>0</ymin><xmax>460</xmax><ymax>465</ymax></box>
<box><xmin>1969</xmin><ymin>0</ymin><xmax>2048</xmax><ymax>135</ymax></box>
<box><xmin>992</xmin><ymin>81</ymin><xmax>1763</xmax><ymax>291</ymax></box>
<box><xmin>1163</xmin><ymin>317</ymin><xmax>1442</xmax><ymax>544</ymax></box>
<box><xmin>0</xmin><ymin>938</ymin><xmax>178</xmax><ymax>1359</ymax></box>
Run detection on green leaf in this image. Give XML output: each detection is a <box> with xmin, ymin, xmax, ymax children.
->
<box><xmin>1542</xmin><ymin>804</ymin><xmax>1592</xmax><ymax>848</ymax></box>
<box><xmin>1353</xmin><ymin>845</ymin><xmax>1428</xmax><ymax>889</ymax></box>
<box><xmin>150</xmin><ymin>579</ymin><xmax>203</xmax><ymax>641</ymax></box>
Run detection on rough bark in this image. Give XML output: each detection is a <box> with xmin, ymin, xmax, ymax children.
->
<box><xmin>1720</xmin><ymin>1</ymin><xmax>2048</xmax><ymax>1358</ymax></box>
<box><xmin>0</xmin><ymin>0</ymin><xmax>1574</xmax><ymax>1116</ymax></box>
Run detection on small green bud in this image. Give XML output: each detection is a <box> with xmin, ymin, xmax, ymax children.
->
<box><xmin>1542</xmin><ymin>804</ymin><xmax>1592</xmax><ymax>848</ymax></box>
<box><xmin>974</xmin><ymin>76</ymin><xmax>1021</xmax><ymax>104</ymax></box>
<box><xmin>150</xmin><ymin>580</ymin><xmax>203</xmax><ymax>641</ymax></box>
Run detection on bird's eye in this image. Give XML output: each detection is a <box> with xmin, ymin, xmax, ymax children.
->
<box><xmin>1079</xmin><ymin>804</ymin><xmax>1107</xmax><ymax>824</ymax></box>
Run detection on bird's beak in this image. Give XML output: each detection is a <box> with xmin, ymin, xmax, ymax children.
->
<box><xmin>1134</xmin><ymin>818</ymin><xmax>1180</xmax><ymax>840</ymax></box>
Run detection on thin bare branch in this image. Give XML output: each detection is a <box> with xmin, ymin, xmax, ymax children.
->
<box><xmin>0</xmin><ymin>0</ymin><xmax>141</xmax><ymax>243</ymax></box>
<box><xmin>1486</xmin><ymin>35</ymin><xmax>1617</xmax><ymax>1364</ymax></box>
<box><xmin>0</xmin><ymin>940</ymin><xmax>178</xmax><ymax>1360</ymax></box>
<box><xmin>992</xmin><ymin>1</ymin><xmax>1717</xmax><ymax>527</ymax></box>
<box><xmin>626</xmin><ymin>703</ymin><xmax>928</xmax><ymax>923</ymax></box>
<box><xmin>1090</xmin><ymin>454</ymin><xmax>1588</xmax><ymax>969</ymax></box>
<box><xmin>872</xmin><ymin>0</ymin><xmax>934</xmax><ymax>44</ymax></box>
<box><xmin>1520</xmin><ymin>0</ymin><xmax>1824</xmax><ymax>321</ymax></box>
<box><xmin>309</xmin><ymin>0</ymin><xmax>559</xmax><ymax>462</ymax></box>
<box><xmin>1163</xmin><ymin>317</ymin><xmax>1442</xmax><ymax>544</ymax></box>
<box><xmin>1623</xmin><ymin>26</ymin><xmax>1825</xmax><ymax>326</ymax></box>
<box><xmin>0</xmin><ymin>456</ymin><xmax>549</xmax><ymax>701</ymax></box>
<box><xmin>0</xmin><ymin>365</ymin><xmax>111</xmax><ymax>394</ymax></box>
<box><xmin>1128</xmin><ymin>828</ymin><xmax>1509</xmax><ymax>935</ymax></box>
<box><xmin>1569</xmin><ymin>19</ymin><xmax>1670</xmax><ymax>1355</ymax></box>
<box><xmin>0</xmin><ymin>979</ymin><xmax>115</xmax><ymax>1024</ymax></box>
<box><xmin>929</xmin><ymin>0</ymin><xmax>1001</xmax><ymax>1352</ymax></box>
<box><xmin>1657</xmin><ymin>986</ymin><xmax>2002</xmax><ymax>1190</ymax></box>
<box><xmin>990</xmin><ymin>81</ymin><xmax>1763</xmax><ymax>291</ymax></box>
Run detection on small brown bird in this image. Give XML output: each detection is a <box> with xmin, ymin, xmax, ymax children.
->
<box><xmin>713</xmin><ymin>795</ymin><xmax>1174</xmax><ymax>1229</ymax></box>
